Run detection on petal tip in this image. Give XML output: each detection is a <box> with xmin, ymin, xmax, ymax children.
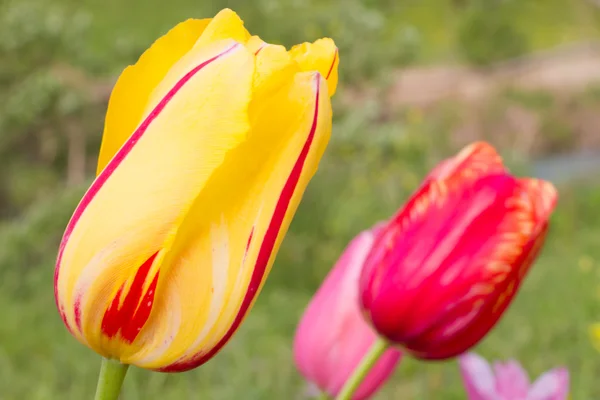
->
<box><xmin>519</xmin><ymin>178</ymin><xmax>558</xmax><ymax>221</ymax></box>
<box><xmin>428</xmin><ymin>141</ymin><xmax>506</xmax><ymax>183</ymax></box>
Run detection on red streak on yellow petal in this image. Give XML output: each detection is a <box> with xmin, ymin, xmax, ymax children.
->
<box><xmin>54</xmin><ymin>43</ymin><xmax>240</xmax><ymax>324</ymax></box>
<box><xmin>246</xmin><ymin>226</ymin><xmax>254</xmax><ymax>253</ymax></box>
<box><xmin>326</xmin><ymin>49</ymin><xmax>338</xmax><ymax>80</ymax></box>
<box><xmin>101</xmin><ymin>251</ymin><xmax>159</xmax><ymax>342</ymax></box>
<box><xmin>122</xmin><ymin>269</ymin><xmax>160</xmax><ymax>342</ymax></box>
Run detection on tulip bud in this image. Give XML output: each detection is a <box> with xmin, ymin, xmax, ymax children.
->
<box><xmin>54</xmin><ymin>8</ymin><xmax>339</xmax><ymax>372</ymax></box>
<box><xmin>459</xmin><ymin>352</ymin><xmax>569</xmax><ymax>400</ymax></box>
<box><xmin>294</xmin><ymin>227</ymin><xmax>401</xmax><ymax>400</ymax></box>
<box><xmin>360</xmin><ymin>142</ymin><xmax>557</xmax><ymax>359</ymax></box>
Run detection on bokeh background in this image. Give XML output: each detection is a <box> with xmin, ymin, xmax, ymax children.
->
<box><xmin>1</xmin><ymin>0</ymin><xmax>600</xmax><ymax>398</ymax></box>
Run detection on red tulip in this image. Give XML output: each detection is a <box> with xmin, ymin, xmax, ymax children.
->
<box><xmin>294</xmin><ymin>227</ymin><xmax>401</xmax><ymax>399</ymax></box>
<box><xmin>359</xmin><ymin>142</ymin><xmax>557</xmax><ymax>360</ymax></box>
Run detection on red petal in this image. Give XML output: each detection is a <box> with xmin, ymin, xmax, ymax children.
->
<box><xmin>426</xmin><ymin>141</ymin><xmax>506</xmax><ymax>187</ymax></box>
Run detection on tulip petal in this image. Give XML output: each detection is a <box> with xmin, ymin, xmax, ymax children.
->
<box><xmin>120</xmin><ymin>71</ymin><xmax>332</xmax><ymax>370</ymax></box>
<box><xmin>246</xmin><ymin>35</ymin><xmax>267</xmax><ymax>54</ymax></box>
<box><xmin>494</xmin><ymin>360</ymin><xmax>530</xmax><ymax>399</ymax></box>
<box><xmin>190</xmin><ymin>8</ymin><xmax>250</xmax><ymax>52</ymax></box>
<box><xmin>458</xmin><ymin>353</ymin><xmax>499</xmax><ymax>400</ymax></box>
<box><xmin>518</xmin><ymin>178</ymin><xmax>558</xmax><ymax>224</ymax></box>
<box><xmin>426</xmin><ymin>141</ymin><xmax>506</xmax><ymax>186</ymax></box>
<box><xmin>417</xmin><ymin>177</ymin><xmax>554</xmax><ymax>358</ymax></box>
<box><xmin>290</xmin><ymin>38</ymin><xmax>339</xmax><ymax>96</ymax></box>
<box><xmin>528</xmin><ymin>368</ymin><xmax>569</xmax><ymax>400</ymax></box>
<box><xmin>294</xmin><ymin>226</ymin><xmax>400</xmax><ymax>400</ymax></box>
<box><xmin>54</xmin><ymin>39</ymin><xmax>255</xmax><ymax>355</ymax></box>
<box><xmin>97</xmin><ymin>18</ymin><xmax>210</xmax><ymax>174</ymax></box>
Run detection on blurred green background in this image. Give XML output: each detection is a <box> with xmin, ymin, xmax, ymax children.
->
<box><xmin>1</xmin><ymin>0</ymin><xmax>600</xmax><ymax>398</ymax></box>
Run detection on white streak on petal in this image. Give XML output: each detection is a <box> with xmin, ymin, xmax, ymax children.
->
<box><xmin>180</xmin><ymin>215</ymin><xmax>231</xmax><ymax>353</ymax></box>
<box><xmin>176</xmin><ymin>205</ymin><xmax>263</xmax><ymax>362</ymax></box>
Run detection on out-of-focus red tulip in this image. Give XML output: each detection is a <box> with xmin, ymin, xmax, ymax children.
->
<box><xmin>294</xmin><ymin>227</ymin><xmax>401</xmax><ymax>400</ymax></box>
<box><xmin>359</xmin><ymin>142</ymin><xmax>557</xmax><ymax>360</ymax></box>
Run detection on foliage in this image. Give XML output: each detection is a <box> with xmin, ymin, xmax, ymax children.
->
<box><xmin>457</xmin><ymin>1</ymin><xmax>529</xmax><ymax>66</ymax></box>
<box><xmin>0</xmin><ymin>0</ymin><xmax>97</xmax><ymax>218</ymax></box>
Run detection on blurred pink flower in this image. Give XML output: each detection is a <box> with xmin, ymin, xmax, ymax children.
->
<box><xmin>294</xmin><ymin>226</ymin><xmax>401</xmax><ymax>400</ymax></box>
<box><xmin>459</xmin><ymin>352</ymin><xmax>569</xmax><ymax>400</ymax></box>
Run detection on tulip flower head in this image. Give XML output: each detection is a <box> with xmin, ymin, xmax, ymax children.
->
<box><xmin>459</xmin><ymin>352</ymin><xmax>569</xmax><ymax>400</ymax></box>
<box><xmin>54</xmin><ymin>9</ymin><xmax>339</xmax><ymax>372</ymax></box>
<box><xmin>360</xmin><ymin>142</ymin><xmax>557</xmax><ymax>359</ymax></box>
<box><xmin>294</xmin><ymin>227</ymin><xmax>401</xmax><ymax>400</ymax></box>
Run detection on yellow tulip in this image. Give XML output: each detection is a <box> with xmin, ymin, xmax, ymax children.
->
<box><xmin>54</xmin><ymin>8</ymin><xmax>338</xmax><ymax>372</ymax></box>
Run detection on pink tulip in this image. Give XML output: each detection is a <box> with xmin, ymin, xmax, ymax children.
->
<box><xmin>459</xmin><ymin>352</ymin><xmax>569</xmax><ymax>400</ymax></box>
<box><xmin>294</xmin><ymin>227</ymin><xmax>402</xmax><ymax>400</ymax></box>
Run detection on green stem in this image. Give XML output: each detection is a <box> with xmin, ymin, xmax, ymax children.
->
<box><xmin>334</xmin><ymin>337</ymin><xmax>389</xmax><ymax>400</ymax></box>
<box><xmin>316</xmin><ymin>393</ymin><xmax>331</xmax><ymax>400</ymax></box>
<box><xmin>94</xmin><ymin>358</ymin><xmax>129</xmax><ymax>400</ymax></box>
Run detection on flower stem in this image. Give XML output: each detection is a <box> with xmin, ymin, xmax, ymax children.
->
<box><xmin>334</xmin><ymin>337</ymin><xmax>389</xmax><ymax>400</ymax></box>
<box><xmin>94</xmin><ymin>358</ymin><xmax>129</xmax><ymax>400</ymax></box>
<box><xmin>316</xmin><ymin>393</ymin><xmax>331</xmax><ymax>400</ymax></box>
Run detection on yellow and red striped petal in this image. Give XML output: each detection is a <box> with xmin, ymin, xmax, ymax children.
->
<box><xmin>97</xmin><ymin>18</ymin><xmax>210</xmax><ymax>174</ymax></box>
<box><xmin>54</xmin><ymin>39</ymin><xmax>255</xmax><ymax>354</ymax></box>
<box><xmin>289</xmin><ymin>38</ymin><xmax>339</xmax><ymax>96</ymax></box>
<box><xmin>97</xmin><ymin>8</ymin><xmax>253</xmax><ymax>175</ymax></box>
<box><xmin>124</xmin><ymin>71</ymin><xmax>332</xmax><ymax>371</ymax></box>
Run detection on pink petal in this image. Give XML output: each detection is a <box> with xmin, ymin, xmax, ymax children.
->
<box><xmin>294</xmin><ymin>225</ymin><xmax>401</xmax><ymax>400</ymax></box>
<box><xmin>459</xmin><ymin>352</ymin><xmax>500</xmax><ymax>400</ymax></box>
<box><xmin>494</xmin><ymin>360</ymin><xmax>531</xmax><ymax>399</ymax></box>
<box><xmin>527</xmin><ymin>368</ymin><xmax>569</xmax><ymax>400</ymax></box>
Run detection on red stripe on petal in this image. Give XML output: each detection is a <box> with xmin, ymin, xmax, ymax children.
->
<box><xmin>74</xmin><ymin>293</ymin><xmax>83</xmax><ymax>330</ymax></box>
<box><xmin>246</xmin><ymin>227</ymin><xmax>254</xmax><ymax>253</ymax></box>
<box><xmin>121</xmin><ymin>270</ymin><xmax>160</xmax><ymax>343</ymax></box>
<box><xmin>101</xmin><ymin>251</ymin><xmax>159</xmax><ymax>341</ymax></box>
<box><xmin>254</xmin><ymin>44</ymin><xmax>266</xmax><ymax>55</ymax></box>
<box><xmin>101</xmin><ymin>284</ymin><xmax>125</xmax><ymax>338</ymax></box>
<box><xmin>326</xmin><ymin>49</ymin><xmax>338</xmax><ymax>80</ymax></box>
<box><xmin>54</xmin><ymin>43</ymin><xmax>240</xmax><ymax>315</ymax></box>
<box><xmin>160</xmin><ymin>75</ymin><xmax>323</xmax><ymax>372</ymax></box>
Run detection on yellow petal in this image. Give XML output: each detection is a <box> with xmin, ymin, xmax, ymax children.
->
<box><xmin>191</xmin><ymin>8</ymin><xmax>250</xmax><ymax>51</ymax></box>
<box><xmin>97</xmin><ymin>18</ymin><xmax>210</xmax><ymax>175</ymax></box>
<box><xmin>122</xmin><ymin>71</ymin><xmax>333</xmax><ymax>370</ymax></box>
<box><xmin>251</xmin><ymin>44</ymin><xmax>298</xmax><ymax>99</ymax></box>
<box><xmin>54</xmin><ymin>39</ymin><xmax>255</xmax><ymax>356</ymax></box>
<box><xmin>289</xmin><ymin>38</ymin><xmax>339</xmax><ymax>96</ymax></box>
<box><xmin>246</xmin><ymin>35</ymin><xmax>267</xmax><ymax>54</ymax></box>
